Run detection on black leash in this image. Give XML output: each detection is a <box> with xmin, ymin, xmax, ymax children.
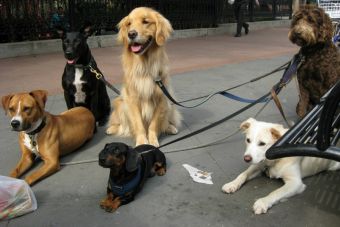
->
<box><xmin>158</xmin><ymin>89</ymin><xmax>273</xmax><ymax>149</ymax></box>
<box><xmin>88</xmin><ymin>65</ymin><xmax>121</xmax><ymax>95</ymax></box>
<box><xmin>155</xmin><ymin>60</ymin><xmax>290</xmax><ymax>108</ymax></box>
<box><xmin>157</xmin><ymin>53</ymin><xmax>305</xmax><ymax>149</ymax></box>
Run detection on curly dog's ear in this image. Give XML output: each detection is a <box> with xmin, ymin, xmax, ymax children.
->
<box><xmin>117</xmin><ymin>16</ymin><xmax>129</xmax><ymax>46</ymax></box>
<box><xmin>154</xmin><ymin>11</ymin><xmax>173</xmax><ymax>46</ymax></box>
<box><xmin>125</xmin><ymin>147</ymin><xmax>140</xmax><ymax>172</ymax></box>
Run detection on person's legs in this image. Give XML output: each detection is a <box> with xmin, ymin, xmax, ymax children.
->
<box><xmin>234</xmin><ymin>4</ymin><xmax>242</xmax><ymax>37</ymax></box>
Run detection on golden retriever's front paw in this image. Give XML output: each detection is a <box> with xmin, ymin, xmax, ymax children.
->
<box><xmin>166</xmin><ymin>124</ymin><xmax>178</xmax><ymax>135</ymax></box>
<box><xmin>136</xmin><ymin>135</ymin><xmax>149</xmax><ymax>146</ymax></box>
<box><xmin>148</xmin><ymin>133</ymin><xmax>159</xmax><ymax>147</ymax></box>
<box><xmin>106</xmin><ymin>125</ymin><xmax>119</xmax><ymax>135</ymax></box>
<box><xmin>253</xmin><ymin>198</ymin><xmax>271</xmax><ymax>214</ymax></box>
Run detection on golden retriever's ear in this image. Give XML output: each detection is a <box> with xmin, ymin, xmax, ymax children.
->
<box><xmin>270</xmin><ymin>127</ymin><xmax>282</xmax><ymax>141</ymax></box>
<box><xmin>240</xmin><ymin>118</ymin><xmax>255</xmax><ymax>131</ymax></box>
<box><xmin>155</xmin><ymin>12</ymin><xmax>173</xmax><ymax>46</ymax></box>
<box><xmin>1</xmin><ymin>94</ymin><xmax>14</xmax><ymax>114</ymax></box>
<box><xmin>29</xmin><ymin>90</ymin><xmax>48</xmax><ymax>111</ymax></box>
<box><xmin>117</xmin><ymin>16</ymin><xmax>129</xmax><ymax>45</ymax></box>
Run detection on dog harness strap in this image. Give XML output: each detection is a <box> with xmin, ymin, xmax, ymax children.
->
<box><xmin>108</xmin><ymin>165</ymin><xmax>142</xmax><ymax>196</ymax></box>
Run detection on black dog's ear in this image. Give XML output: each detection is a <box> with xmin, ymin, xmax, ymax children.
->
<box><xmin>56</xmin><ymin>26</ymin><xmax>66</xmax><ymax>39</ymax></box>
<box><xmin>125</xmin><ymin>147</ymin><xmax>140</xmax><ymax>172</ymax></box>
<box><xmin>80</xmin><ymin>22</ymin><xmax>93</xmax><ymax>39</ymax></box>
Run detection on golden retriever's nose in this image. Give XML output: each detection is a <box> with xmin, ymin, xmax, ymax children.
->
<box><xmin>244</xmin><ymin>155</ymin><xmax>252</xmax><ymax>163</ymax></box>
<box><xmin>128</xmin><ymin>30</ymin><xmax>138</xmax><ymax>40</ymax></box>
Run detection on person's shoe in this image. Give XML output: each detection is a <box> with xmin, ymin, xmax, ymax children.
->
<box><xmin>244</xmin><ymin>24</ymin><xmax>249</xmax><ymax>35</ymax></box>
<box><xmin>234</xmin><ymin>33</ymin><xmax>241</xmax><ymax>37</ymax></box>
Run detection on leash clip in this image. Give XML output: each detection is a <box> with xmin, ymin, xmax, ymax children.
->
<box><xmin>89</xmin><ymin>66</ymin><xmax>103</xmax><ymax>80</ymax></box>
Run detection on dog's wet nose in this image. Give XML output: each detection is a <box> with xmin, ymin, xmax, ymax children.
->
<box><xmin>244</xmin><ymin>155</ymin><xmax>252</xmax><ymax>163</ymax></box>
<box><xmin>11</xmin><ymin>120</ymin><xmax>20</xmax><ymax>129</ymax></box>
<box><xmin>65</xmin><ymin>51</ymin><xmax>73</xmax><ymax>58</ymax></box>
<box><xmin>128</xmin><ymin>30</ymin><xmax>138</xmax><ymax>40</ymax></box>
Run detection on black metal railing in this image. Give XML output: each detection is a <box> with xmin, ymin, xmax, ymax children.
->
<box><xmin>0</xmin><ymin>0</ymin><xmax>292</xmax><ymax>43</ymax></box>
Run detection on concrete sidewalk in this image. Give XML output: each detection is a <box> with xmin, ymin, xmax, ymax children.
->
<box><xmin>1</xmin><ymin>27</ymin><xmax>339</xmax><ymax>227</ymax></box>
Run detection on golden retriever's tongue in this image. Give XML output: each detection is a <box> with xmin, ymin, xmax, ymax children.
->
<box><xmin>131</xmin><ymin>44</ymin><xmax>142</xmax><ymax>53</ymax></box>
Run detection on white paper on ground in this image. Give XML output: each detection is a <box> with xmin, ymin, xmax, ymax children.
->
<box><xmin>182</xmin><ymin>164</ymin><xmax>213</xmax><ymax>185</ymax></box>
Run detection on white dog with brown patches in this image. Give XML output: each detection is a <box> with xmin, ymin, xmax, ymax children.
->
<box><xmin>222</xmin><ymin>118</ymin><xmax>340</xmax><ymax>214</ymax></box>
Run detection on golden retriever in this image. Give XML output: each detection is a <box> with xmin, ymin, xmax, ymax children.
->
<box><xmin>106</xmin><ymin>7</ymin><xmax>181</xmax><ymax>146</ymax></box>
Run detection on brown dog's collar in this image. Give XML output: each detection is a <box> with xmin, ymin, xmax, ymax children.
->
<box><xmin>26</xmin><ymin>117</ymin><xmax>46</xmax><ymax>136</ymax></box>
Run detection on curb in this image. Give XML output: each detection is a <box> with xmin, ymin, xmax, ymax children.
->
<box><xmin>0</xmin><ymin>20</ymin><xmax>290</xmax><ymax>59</ymax></box>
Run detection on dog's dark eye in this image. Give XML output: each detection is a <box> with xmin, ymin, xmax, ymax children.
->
<box><xmin>23</xmin><ymin>106</ymin><xmax>31</xmax><ymax>113</ymax></box>
<box><xmin>142</xmin><ymin>19</ymin><xmax>149</xmax><ymax>24</ymax></box>
<box><xmin>8</xmin><ymin>107</ymin><xmax>15</xmax><ymax>113</ymax></box>
<box><xmin>258</xmin><ymin>141</ymin><xmax>266</xmax><ymax>146</ymax></box>
<box><xmin>307</xmin><ymin>16</ymin><xmax>313</xmax><ymax>23</ymax></box>
<box><xmin>246</xmin><ymin>138</ymin><xmax>251</xmax><ymax>143</ymax></box>
<box><xmin>127</xmin><ymin>22</ymin><xmax>131</xmax><ymax>26</ymax></box>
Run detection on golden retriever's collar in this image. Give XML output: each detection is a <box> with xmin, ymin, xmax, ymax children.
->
<box><xmin>129</xmin><ymin>37</ymin><xmax>154</xmax><ymax>55</ymax></box>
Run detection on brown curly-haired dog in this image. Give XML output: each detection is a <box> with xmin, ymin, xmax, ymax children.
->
<box><xmin>288</xmin><ymin>5</ymin><xmax>340</xmax><ymax>117</ymax></box>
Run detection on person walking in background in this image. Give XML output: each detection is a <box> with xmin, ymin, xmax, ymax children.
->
<box><xmin>50</xmin><ymin>6</ymin><xmax>70</xmax><ymax>31</ymax></box>
<box><xmin>232</xmin><ymin>0</ymin><xmax>259</xmax><ymax>37</ymax></box>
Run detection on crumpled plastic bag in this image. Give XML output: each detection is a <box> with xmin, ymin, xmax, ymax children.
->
<box><xmin>0</xmin><ymin>175</ymin><xmax>37</xmax><ymax>220</ymax></box>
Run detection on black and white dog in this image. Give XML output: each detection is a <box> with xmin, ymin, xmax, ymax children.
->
<box><xmin>58</xmin><ymin>25</ymin><xmax>111</xmax><ymax>126</ymax></box>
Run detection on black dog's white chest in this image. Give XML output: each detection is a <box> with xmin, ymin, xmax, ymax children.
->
<box><xmin>73</xmin><ymin>67</ymin><xmax>86</xmax><ymax>103</ymax></box>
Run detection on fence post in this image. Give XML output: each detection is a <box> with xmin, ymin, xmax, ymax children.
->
<box><xmin>68</xmin><ymin>0</ymin><xmax>75</xmax><ymax>30</ymax></box>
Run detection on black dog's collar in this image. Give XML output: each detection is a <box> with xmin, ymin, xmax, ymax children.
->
<box><xmin>108</xmin><ymin>165</ymin><xmax>142</xmax><ymax>197</ymax></box>
<box><xmin>26</xmin><ymin>117</ymin><xmax>46</xmax><ymax>136</ymax></box>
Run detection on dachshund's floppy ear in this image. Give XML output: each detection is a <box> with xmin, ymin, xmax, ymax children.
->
<box><xmin>125</xmin><ymin>147</ymin><xmax>140</xmax><ymax>172</ymax></box>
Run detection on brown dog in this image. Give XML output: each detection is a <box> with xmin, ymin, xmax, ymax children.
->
<box><xmin>1</xmin><ymin>90</ymin><xmax>95</xmax><ymax>185</ymax></box>
<box><xmin>106</xmin><ymin>7</ymin><xmax>181</xmax><ymax>147</ymax></box>
<box><xmin>288</xmin><ymin>5</ymin><xmax>340</xmax><ymax>117</ymax></box>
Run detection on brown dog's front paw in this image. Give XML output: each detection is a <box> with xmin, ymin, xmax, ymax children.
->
<box><xmin>9</xmin><ymin>169</ymin><xmax>19</xmax><ymax>178</ymax></box>
<box><xmin>24</xmin><ymin>176</ymin><xmax>34</xmax><ymax>186</ymax></box>
<box><xmin>154</xmin><ymin>162</ymin><xmax>166</xmax><ymax>176</ymax></box>
<box><xmin>100</xmin><ymin>197</ymin><xmax>121</xmax><ymax>213</ymax></box>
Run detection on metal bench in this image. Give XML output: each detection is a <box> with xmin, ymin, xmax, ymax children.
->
<box><xmin>266</xmin><ymin>80</ymin><xmax>340</xmax><ymax>161</ymax></box>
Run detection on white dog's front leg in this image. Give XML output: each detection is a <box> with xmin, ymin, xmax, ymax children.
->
<box><xmin>253</xmin><ymin>178</ymin><xmax>306</xmax><ymax>214</ymax></box>
<box><xmin>222</xmin><ymin>164</ymin><xmax>263</xmax><ymax>193</ymax></box>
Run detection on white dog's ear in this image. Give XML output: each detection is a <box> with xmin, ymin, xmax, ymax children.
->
<box><xmin>117</xmin><ymin>16</ymin><xmax>129</xmax><ymax>45</ymax></box>
<box><xmin>270</xmin><ymin>127</ymin><xmax>283</xmax><ymax>140</ymax></box>
<box><xmin>240</xmin><ymin>118</ymin><xmax>255</xmax><ymax>131</ymax></box>
<box><xmin>154</xmin><ymin>12</ymin><xmax>173</xmax><ymax>46</ymax></box>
